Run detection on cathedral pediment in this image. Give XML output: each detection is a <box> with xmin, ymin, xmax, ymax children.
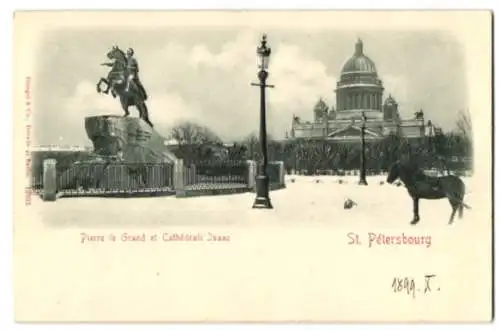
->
<box><xmin>328</xmin><ymin>125</ymin><xmax>381</xmax><ymax>139</ymax></box>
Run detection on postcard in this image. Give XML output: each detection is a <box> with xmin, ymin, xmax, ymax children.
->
<box><xmin>12</xmin><ymin>10</ymin><xmax>493</xmax><ymax>322</ymax></box>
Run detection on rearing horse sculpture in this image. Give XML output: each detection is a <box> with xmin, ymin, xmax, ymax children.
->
<box><xmin>96</xmin><ymin>46</ymin><xmax>153</xmax><ymax>127</ymax></box>
<box><xmin>386</xmin><ymin>161</ymin><xmax>471</xmax><ymax>225</ymax></box>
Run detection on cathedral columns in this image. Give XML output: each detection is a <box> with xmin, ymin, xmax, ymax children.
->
<box><xmin>337</xmin><ymin>90</ymin><xmax>385</xmax><ymax>111</ymax></box>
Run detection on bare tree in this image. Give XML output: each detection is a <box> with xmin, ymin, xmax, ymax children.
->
<box><xmin>455</xmin><ymin>108</ymin><xmax>473</xmax><ymax>145</ymax></box>
<box><xmin>170</xmin><ymin>121</ymin><xmax>222</xmax><ymax>145</ymax></box>
<box><xmin>240</xmin><ymin>132</ymin><xmax>276</xmax><ymax>160</ymax></box>
<box><xmin>169</xmin><ymin>121</ymin><xmax>223</xmax><ymax>161</ymax></box>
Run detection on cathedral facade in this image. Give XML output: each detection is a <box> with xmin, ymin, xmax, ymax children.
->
<box><xmin>289</xmin><ymin>39</ymin><xmax>427</xmax><ymax>142</ymax></box>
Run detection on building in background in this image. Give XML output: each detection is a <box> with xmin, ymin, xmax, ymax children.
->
<box><xmin>289</xmin><ymin>39</ymin><xmax>428</xmax><ymax>142</ymax></box>
<box><xmin>30</xmin><ymin>145</ymin><xmax>94</xmax><ymax>152</ymax></box>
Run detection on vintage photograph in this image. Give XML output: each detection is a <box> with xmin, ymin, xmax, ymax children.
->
<box><xmin>13</xmin><ymin>11</ymin><xmax>492</xmax><ymax>322</ymax></box>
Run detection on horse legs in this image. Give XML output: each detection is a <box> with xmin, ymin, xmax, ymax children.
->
<box><xmin>137</xmin><ymin>102</ymin><xmax>153</xmax><ymax>127</ymax></box>
<box><xmin>96</xmin><ymin>78</ymin><xmax>108</xmax><ymax>94</ymax></box>
<box><xmin>448</xmin><ymin>203</ymin><xmax>458</xmax><ymax>225</ymax></box>
<box><xmin>447</xmin><ymin>196</ymin><xmax>462</xmax><ymax>224</ymax></box>
<box><xmin>446</xmin><ymin>189</ymin><xmax>465</xmax><ymax>224</ymax></box>
<box><xmin>411</xmin><ymin>197</ymin><xmax>420</xmax><ymax>225</ymax></box>
<box><xmin>458</xmin><ymin>204</ymin><xmax>464</xmax><ymax>219</ymax></box>
<box><xmin>120</xmin><ymin>97</ymin><xmax>130</xmax><ymax>117</ymax></box>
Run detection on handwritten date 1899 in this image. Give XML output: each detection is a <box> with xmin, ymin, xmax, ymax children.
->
<box><xmin>392</xmin><ymin>275</ymin><xmax>440</xmax><ymax>299</ymax></box>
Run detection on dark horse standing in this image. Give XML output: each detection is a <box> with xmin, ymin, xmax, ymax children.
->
<box><xmin>386</xmin><ymin>161</ymin><xmax>471</xmax><ymax>225</ymax></box>
<box><xmin>96</xmin><ymin>46</ymin><xmax>153</xmax><ymax>127</ymax></box>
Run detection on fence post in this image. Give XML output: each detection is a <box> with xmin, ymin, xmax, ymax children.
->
<box><xmin>43</xmin><ymin>158</ymin><xmax>57</xmax><ymax>201</ymax></box>
<box><xmin>246</xmin><ymin>160</ymin><xmax>257</xmax><ymax>190</ymax></box>
<box><xmin>174</xmin><ymin>159</ymin><xmax>185</xmax><ymax>190</ymax></box>
<box><xmin>189</xmin><ymin>164</ymin><xmax>196</xmax><ymax>186</ymax></box>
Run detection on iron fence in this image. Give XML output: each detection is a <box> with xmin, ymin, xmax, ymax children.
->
<box><xmin>31</xmin><ymin>161</ymin><xmax>175</xmax><ymax>195</ymax></box>
<box><xmin>184</xmin><ymin>159</ymin><xmax>249</xmax><ymax>186</ymax></box>
<box><xmin>266</xmin><ymin>162</ymin><xmax>281</xmax><ymax>184</ymax></box>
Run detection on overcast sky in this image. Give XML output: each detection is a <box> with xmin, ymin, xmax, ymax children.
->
<box><xmin>33</xmin><ymin>28</ymin><xmax>466</xmax><ymax>146</ymax></box>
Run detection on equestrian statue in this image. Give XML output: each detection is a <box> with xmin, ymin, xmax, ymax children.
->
<box><xmin>96</xmin><ymin>46</ymin><xmax>153</xmax><ymax>127</ymax></box>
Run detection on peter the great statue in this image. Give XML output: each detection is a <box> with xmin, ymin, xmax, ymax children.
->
<box><xmin>96</xmin><ymin>46</ymin><xmax>153</xmax><ymax>127</ymax></box>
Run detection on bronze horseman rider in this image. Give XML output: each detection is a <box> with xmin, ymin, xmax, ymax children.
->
<box><xmin>97</xmin><ymin>45</ymin><xmax>154</xmax><ymax>127</ymax></box>
<box><xmin>100</xmin><ymin>47</ymin><xmax>148</xmax><ymax>100</ymax></box>
<box><xmin>125</xmin><ymin>48</ymin><xmax>148</xmax><ymax>100</ymax></box>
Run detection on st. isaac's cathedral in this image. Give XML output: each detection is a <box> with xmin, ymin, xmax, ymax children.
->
<box><xmin>289</xmin><ymin>39</ymin><xmax>431</xmax><ymax>142</ymax></box>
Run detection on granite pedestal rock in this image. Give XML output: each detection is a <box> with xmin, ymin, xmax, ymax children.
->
<box><xmin>85</xmin><ymin>115</ymin><xmax>177</xmax><ymax>163</ymax></box>
<box><xmin>57</xmin><ymin>115</ymin><xmax>178</xmax><ymax>192</ymax></box>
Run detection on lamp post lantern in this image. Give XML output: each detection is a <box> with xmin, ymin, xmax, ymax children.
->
<box><xmin>426</xmin><ymin>120</ymin><xmax>435</xmax><ymax>167</ymax></box>
<box><xmin>251</xmin><ymin>34</ymin><xmax>274</xmax><ymax>209</ymax></box>
<box><xmin>359</xmin><ymin>111</ymin><xmax>368</xmax><ymax>185</ymax></box>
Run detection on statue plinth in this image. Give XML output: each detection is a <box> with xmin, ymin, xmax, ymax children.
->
<box><xmin>84</xmin><ymin>115</ymin><xmax>177</xmax><ymax>163</ymax></box>
<box><xmin>55</xmin><ymin>116</ymin><xmax>178</xmax><ymax>193</ymax></box>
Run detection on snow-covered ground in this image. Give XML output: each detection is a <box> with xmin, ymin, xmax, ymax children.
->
<box><xmin>16</xmin><ymin>174</ymin><xmax>491</xmax><ymax>322</ymax></box>
<box><xmin>31</xmin><ymin>174</ymin><xmax>479</xmax><ymax>229</ymax></box>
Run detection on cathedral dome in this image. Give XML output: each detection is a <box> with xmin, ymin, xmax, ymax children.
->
<box><xmin>341</xmin><ymin>39</ymin><xmax>378</xmax><ymax>75</ymax></box>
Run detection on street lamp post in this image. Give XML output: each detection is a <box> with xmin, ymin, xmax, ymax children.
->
<box><xmin>426</xmin><ymin>120</ymin><xmax>437</xmax><ymax>169</ymax></box>
<box><xmin>359</xmin><ymin>111</ymin><xmax>368</xmax><ymax>185</ymax></box>
<box><xmin>426</xmin><ymin>120</ymin><xmax>434</xmax><ymax>153</ymax></box>
<box><xmin>251</xmin><ymin>34</ymin><xmax>274</xmax><ymax>209</ymax></box>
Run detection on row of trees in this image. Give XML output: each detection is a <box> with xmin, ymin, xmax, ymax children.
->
<box><xmin>167</xmin><ymin>109</ymin><xmax>473</xmax><ymax>173</ymax></box>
